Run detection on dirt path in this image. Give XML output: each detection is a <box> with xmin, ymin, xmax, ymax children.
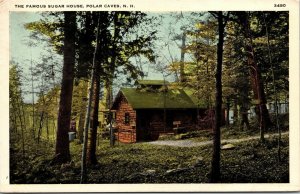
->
<box><xmin>146</xmin><ymin>131</ymin><xmax>289</xmax><ymax>147</ymax></box>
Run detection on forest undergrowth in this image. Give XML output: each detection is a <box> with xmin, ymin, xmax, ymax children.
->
<box><xmin>10</xmin><ymin>125</ymin><xmax>289</xmax><ymax>184</ymax></box>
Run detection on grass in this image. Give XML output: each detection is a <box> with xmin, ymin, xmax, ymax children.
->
<box><xmin>10</xmin><ymin>127</ymin><xmax>289</xmax><ymax>184</ymax></box>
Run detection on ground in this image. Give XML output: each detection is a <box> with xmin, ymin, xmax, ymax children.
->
<box><xmin>10</xmin><ymin>125</ymin><xmax>289</xmax><ymax>184</ymax></box>
<box><xmin>149</xmin><ymin>131</ymin><xmax>288</xmax><ymax>147</ymax></box>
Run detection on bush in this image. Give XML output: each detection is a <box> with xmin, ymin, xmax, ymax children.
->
<box><xmin>269</xmin><ymin>113</ymin><xmax>289</xmax><ymax>130</ymax></box>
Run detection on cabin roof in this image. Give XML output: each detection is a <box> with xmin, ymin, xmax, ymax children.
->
<box><xmin>184</xmin><ymin>89</ymin><xmax>208</xmax><ymax>108</ymax></box>
<box><xmin>112</xmin><ymin>87</ymin><xmax>200</xmax><ymax>109</ymax></box>
<box><xmin>137</xmin><ymin>79</ymin><xmax>169</xmax><ymax>86</ymax></box>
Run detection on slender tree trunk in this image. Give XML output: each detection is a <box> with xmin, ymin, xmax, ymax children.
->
<box><xmin>55</xmin><ymin>11</ymin><xmax>76</xmax><ymax>163</ymax></box>
<box><xmin>233</xmin><ymin>90</ymin><xmax>238</xmax><ymax>125</ymax></box>
<box><xmin>20</xmin><ymin>95</ymin><xmax>27</xmax><ymax>134</ymax></box>
<box><xmin>263</xmin><ymin>13</ymin><xmax>281</xmax><ymax>161</ymax></box>
<box><xmin>108</xmin><ymin>82</ymin><xmax>115</xmax><ymax>146</ymax></box>
<box><xmin>9</xmin><ymin>113</ymin><xmax>16</xmax><ymax>133</ymax></box>
<box><xmin>81</xmin><ymin>12</ymin><xmax>100</xmax><ymax>183</ymax></box>
<box><xmin>37</xmin><ymin>111</ymin><xmax>44</xmax><ymax>144</ymax></box>
<box><xmin>163</xmin><ymin>77</ymin><xmax>167</xmax><ymax>132</ymax></box>
<box><xmin>16</xmin><ymin>96</ymin><xmax>25</xmax><ymax>158</ymax></box>
<box><xmin>78</xmin><ymin>81</ymin><xmax>88</xmax><ymax>143</ymax></box>
<box><xmin>87</xmin><ymin>74</ymin><xmax>100</xmax><ymax>164</ymax></box>
<box><xmin>46</xmin><ymin>114</ymin><xmax>49</xmax><ymax>140</ymax></box>
<box><xmin>30</xmin><ymin>55</ymin><xmax>36</xmax><ymax>139</ymax></box>
<box><xmin>78</xmin><ymin>103</ymin><xmax>87</xmax><ymax>143</ymax></box>
<box><xmin>11</xmin><ymin>107</ymin><xmax>18</xmax><ymax>133</ymax></box>
<box><xmin>109</xmin><ymin>12</ymin><xmax>119</xmax><ymax>146</ymax></box>
<box><xmin>210</xmin><ymin>11</ymin><xmax>225</xmax><ymax>183</ymax></box>
<box><xmin>52</xmin><ymin>118</ymin><xmax>56</xmax><ymax>142</ymax></box>
<box><xmin>180</xmin><ymin>31</ymin><xmax>186</xmax><ymax>83</ymax></box>
<box><xmin>226</xmin><ymin>99</ymin><xmax>230</xmax><ymax>126</ymax></box>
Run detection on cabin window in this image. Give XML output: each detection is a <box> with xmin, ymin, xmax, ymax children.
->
<box><xmin>124</xmin><ymin>112</ymin><xmax>130</xmax><ymax>124</ymax></box>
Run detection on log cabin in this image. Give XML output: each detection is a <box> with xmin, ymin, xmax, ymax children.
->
<box><xmin>111</xmin><ymin>80</ymin><xmax>215</xmax><ymax>143</ymax></box>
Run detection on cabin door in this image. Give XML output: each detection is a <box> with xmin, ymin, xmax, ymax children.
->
<box><xmin>136</xmin><ymin>111</ymin><xmax>151</xmax><ymax>141</ymax></box>
<box><xmin>166</xmin><ymin>111</ymin><xmax>174</xmax><ymax>131</ymax></box>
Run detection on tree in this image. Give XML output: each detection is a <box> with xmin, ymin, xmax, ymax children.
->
<box><xmin>54</xmin><ymin>12</ymin><xmax>76</xmax><ymax>163</ymax></box>
<box><xmin>179</xmin><ymin>31</ymin><xmax>187</xmax><ymax>83</ymax></box>
<box><xmin>86</xmin><ymin>12</ymin><xmax>109</xmax><ymax>164</ymax></box>
<box><xmin>9</xmin><ymin>64</ymin><xmax>22</xmax><ymax>132</ymax></box>
<box><xmin>71</xmin><ymin>80</ymin><xmax>89</xmax><ymax>143</ymax></box>
<box><xmin>222</xmin><ymin>19</ymin><xmax>251</xmax><ymax>127</ymax></box>
<box><xmin>80</xmin><ymin>11</ymin><xmax>102</xmax><ymax>183</ymax></box>
<box><xmin>209</xmin><ymin>11</ymin><xmax>228</xmax><ymax>183</ymax></box>
<box><xmin>236</xmin><ymin>12</ymin><xmax>272</xmax><ymax>142</ymax></box>
<box><xmin>260</xmin><ymin>11</ymin><xmax>288</xmax><ymax>161</ymax></box>
<box><xmin>184</xmin><ymin>17</ymin><xmax>217</xmax><ymax>109</ymax></box>
<box><xmin>9</xmin><ymin>64</ymin><xmax>26</xmax><ymax>156</ymax></box>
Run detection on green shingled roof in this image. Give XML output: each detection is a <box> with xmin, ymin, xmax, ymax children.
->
<box><xmin>137</xmin><ymin>80</ymin><xmax>169</xmax><ymax>86</ymax></box>
<box><xmin>184</xmin><ymin>89</ymin><xmax>208</xmax><ymax>108</ymax></box>
<box><xmin>117</xmin><ymin>88</ymin><xmax>198</xmax><ymax>109</ymax></box>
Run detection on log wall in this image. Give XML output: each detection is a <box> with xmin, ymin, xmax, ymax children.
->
<box><xmin>114</xmin><ymin>95</ymin><xmax>137</xmax><ymax>143</ymax></box>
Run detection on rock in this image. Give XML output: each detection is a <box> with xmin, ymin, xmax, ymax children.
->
<box><xmin>221</xmin><ymin>143</ymin><xmax>235</xmax><ymax>150</ymax></box>
<box><xmin>175</xmin><ymin>133</ymin><xmax>190</xmax><ymax>140</ymax></box>
<box><xmin>165</xmin><ymin>167</ymin><xmax>188</xmax><ymax>175</ymax></box>
<box><xmin>194</xmin><ymin>156</ymin><xmax>204</xmax><ymax>167</ymax></box>
<box><xmin>143</xmin><ymin>169</ymin><xmax>156</xmax><ymax>175</ymax></box>
<box><xmin>195</xmin><ymin>156</ymin><xmax>204</xmax><ymax>162</ymax></box>
<box><xmin>166</xmin><ymin>169</ymin><xmax>177</xmax><ymax>174</ymax></box>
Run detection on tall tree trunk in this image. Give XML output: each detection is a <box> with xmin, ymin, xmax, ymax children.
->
<box><xmin>76</xmin><ymin>12</ymin><xmax>93</xmax><ymax>143</ymax></box>
<box><xmin>109</xmin><ymin>11</ymin><xmax>119</xmax><ymax>146</ymax></box>
<box><xmin>180</xmin><ymin>31</ymin><xmax>186</xmax><ymax>83</ymax></box>
<box><xmin>105</xmin><ymin>80</ymin><xmax>113</xmax><ymax>110</ymax></box>
<box><xmin>233</xmin><ymin>96</ymin><xmax>238</xmax><ymax>125</ymax></box>
<box><xmin>37</xmin><ymin>111</ymin><xmax>44</xmax><ymax>144</ymax></box>
<box><xmin>16</xmin><ymin>95</ymin><xmax>25</xmax><ymax>158</ymax></box>
<box><xmin>81</xmin><ymin>12</ymin><xmax>101</xmax><ymax>183</ymax></box>
<box><xmin>210</xmin><ymin>11</ymin><xmax>225</xmax><ymax>183</ymax></box>
<box><xmin>78</xmin><ymin>81</ymin><xmax>88</xmax><ymax>143</ymax></box>
<box><xmin>87</xmin><ymin>74</ymin><xmax>100</xmax><ymax>165</ymax></box>
<box><xmin>46</xmin><ymin>113</ymin><xmax>49</xmax><ymax>140</ymax></box>
<box><xmin>238</xmin><ymin>12</ymin><xmax>272</xmax><ymax>139</ymax></box>
<box><xmin>30</xmin><ymin>55</ymin><xmax>36</xmax><ymax>139</ymax></box>
<box><xmin>9</xmin><ymin>113</ymin><xmax>17</xmax><ymax>133</ymax></box>
<box><xmin>78</xmin><ymin>110</ymin><xmax>85</xmax><ymax>143</ymax></box>
<box><xmin>38</xmin><ymin>91</ymin><xmax>45</xmax><ymax>144</ymax></box>
<box><xmin>108</xmin><ymin>81</ymin><xmax>115</xmax><ymax>146</ymax></box>
<box><xmin>263</xmin><ymin>13</ymin><xmax>281</xmax><ymax>161</ymax></box>
<box><xmin>225</xmin><ymin>98</ymin><xmax>230</xmax><ymax>126</ymax></box>
<box><xmin>55</xmin><ymin>11</ymin><xmax>76</xmax><ymax>163</ymax></box>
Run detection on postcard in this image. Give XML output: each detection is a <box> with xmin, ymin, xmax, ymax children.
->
<box><xmin>0</xmin><ymin>0</ymin><xmax>299</xmax><ymax>192</ymax></box>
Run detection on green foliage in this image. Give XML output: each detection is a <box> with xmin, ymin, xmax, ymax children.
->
<box><xmin>71</xmin><ymin>79</ymin><xmax>88</xmax><ymax>117</ymax></box>
<box><xmin>181</xmin><ymin>17</ymin><xmax>218</xmax><ymax>108</ymax></box>
<box><xmin>24</xmin><ymin>12</ymin><xmax>64</xmax><ymax>54</ymax></box>
<box><xmin>25</xmin><ymin>11</ymin><xmax>157</xmax><ymax>84</ymax></box>
<box><xmin>35</xmin><ymin>86</ymin><xmax>60</xmax><ymax>118</ymax></box>
<box><xmin>9</xmin><ymin>64</ymin><xmax>26</xmax><ymax>132</ymax></box>
<box><xmin>252</xmin><ymin>12</ymin><xmax>289</xmax><ymax>101</ymax></box>
<box><xmin>9</xmin><ymin>64</ymin><xmax>22</xmax><ymax>102</ymax></box>
<box><xmin>166</xmin><ymin>11</ymin><xmax>288</xmax><ymax>114</ymax></box>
